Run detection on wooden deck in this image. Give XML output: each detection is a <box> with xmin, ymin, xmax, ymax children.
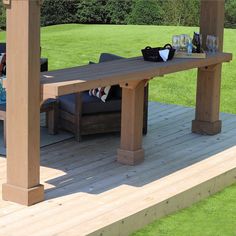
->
<box><xmin>1</xmin><ymin>102</ymin><xmax>236</xmax><ymax>236</ymax></box>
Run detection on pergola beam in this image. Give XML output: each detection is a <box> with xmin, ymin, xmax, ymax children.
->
<box><xmin>2</xmin><ymin>0</ymin><xmax>44</xmax><ymax>205</ymax></box>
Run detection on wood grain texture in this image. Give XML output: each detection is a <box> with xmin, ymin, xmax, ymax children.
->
<box><xmin>117</xmin><ymin>80</ymin><xmax>146</xmax><ymax>165</ymax></box>
<box><xmin>193</xmin><ymin>0</ymin><xmax>226</xmax><ymax>135</ymax></box>
<box><xmin>200</xmin><ymin>0</ymin><xmax>225</xmax><ymax>52</ymax></box>
<box><xmin>0</xmin><ymin>103</ymin><xmax>235</xmax><ymax>236</ymax></box>
<box><xmin>2</xmin><ymin>0</ymin><xmax>44</xmax><ymax>206</ymax></box>
<box><xmin>40</xmin><ymin>53</ymin><xmax>232</xmax><ymax>100</ymax></box>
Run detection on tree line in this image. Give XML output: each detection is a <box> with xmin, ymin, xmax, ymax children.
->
<box><xmin>0</xmin><ymin>0</ymin><xmax>236</xmax><ymax>30</ymax></box>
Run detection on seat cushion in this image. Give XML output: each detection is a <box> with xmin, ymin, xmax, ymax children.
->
<box><xmin>59</xmin><ymin>92</ymin><xmax>121</xmax><ymax>115</ymax></box>
<box><xmin>40</xmin><ymin>58</ymin><xmax>48</xmax><ymax>72</ymax></box>
<box><xmin>0</xmin><ymin>43</ymin><xmax>6</xmax><ymax>54</ymax></box>
<box><xmin>87</xmin><ymin>53</ymin><xmax>123</xmax><ymax>102</ymax></box>
<box><xmin>0</xmin><ymin>99</ymin><xmax>57</xmax><ymax>112</ymax></box>
<box><xmin>99</xmin><ymin>54</ymin><xmax>123</xmax><ymax>99</ymax></box>
<box><xmin>41</xmin><ymin>98</ymin><xmax>57</xmax><ymax>110</ymax></box>
<box><xmin>0</xmin><ymin>103</ymin><xmax>6</xmax><ymax>112</ymax></box>
<box><xmin>99</xmin><ymin>53</ymin><xmax>124</xmax><ymax>63</ymax></box>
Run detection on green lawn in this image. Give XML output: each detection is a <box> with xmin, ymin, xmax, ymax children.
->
<box><xmin>132</xmin><ymin>183</ymin><xmax>236</xmax><ymax>236</ymax></box>
<box><xmin>1</xmin><ymin>24</ymin><xmax>235</xmax><ymax>113</ymax></box>
<box><xmin>1</xmin><ymin>24</ymin><xmax>236</xmax><ymax>236</ymax></box>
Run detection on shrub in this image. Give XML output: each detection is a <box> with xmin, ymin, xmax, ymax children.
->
<box><xmin>76</xmin><ymin>0</ymin><xmax>133</xmax><ymax>25</ymax></box>
<box><xmin>0</xmin><ymin>1</ymin><xmax>6</xmax><ymax>30</ymax></box>
<box><xmin>76</xmin><ymin>0</ymin><xmax>108</xmax><ymax>24</ymax></box>
<box><xmin>127</xmin><ymin>0</ymin><xmax>164</xmax><ymax>25</ymax></box>
<box><xmin>41</xmin><ymin>0</ymin><xmax>78</xmax><ymax>26</ymax></box>
<box><xmin>225</xmin><ymin>0</ymin><xmax>236</xmax><ymax>28</ymax></box>
<box><xmin>106</xmin><ymin>0</ymin><xmax>133</xmax><ymax>24</ymax></box>
<box><xmin>1</xmin><ymin>0</ymin><xmax>235</xmax><ymax>29</ymax></box>
<box><xmin>162</xmin><ymin>0</ymin><xmax>199</xmax><ymax>26</ymax></box>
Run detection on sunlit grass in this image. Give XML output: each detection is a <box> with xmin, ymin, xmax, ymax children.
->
<box><xmin>1</xmin><ymin>24</ymin><xmax>235</xmax><ymax>113</ymax></box>
<box><xmin>132</xmin><ymin>183</ymin><xmax>236</xmax><ymax>236</ymax></box>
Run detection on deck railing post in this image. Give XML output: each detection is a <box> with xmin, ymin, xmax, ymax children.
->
<box><xmin>192</xmin><ymin>0</ymin><xmax>225</xmax><ymax>135</ymax></box>
<box><xmin>2</xmin><ymin>0</ymin><xmax>44</xmax><ymax>205</ymax></box>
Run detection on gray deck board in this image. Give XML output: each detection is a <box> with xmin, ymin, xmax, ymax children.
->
<box><xmin>0</xmin><ymin>102</ymin><xmax>235</xmax><ymax>236</ymax></box>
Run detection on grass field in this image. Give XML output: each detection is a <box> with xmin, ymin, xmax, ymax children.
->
<box><xmin>132</xmin><ymin>183</ymin><xmax>236</xmax><ymax>236</ymax></box>
<box><xmin>1</xmin><ymin>24</ymin><xmax>236</xmax><ymax>113</ymax></box>
<box><xmin>0</xmin><ymin>24</ymin><xmax>236</xmax><ymax>236</ymax></box>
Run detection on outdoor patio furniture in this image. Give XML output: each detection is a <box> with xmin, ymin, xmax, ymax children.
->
<box><xmin>58</xmin><ymin>53</ymin><xmax>149</xmax><ymax>141</ymax></box>
<box><xmin>40</xmin><ymin>52</ymin><xmax>232</xmax><ymax>166</ymax></box>
<box><xmin>0</xmin><ymin>43</ymin><xmax>48</xmax><ymax>72</ymax></box>
<box><xmin>40</xmin><ymin>58</ymin><xmax>48</xmax><ymax>72</ymax></box>
<box><xmin>0</xmin><ymin>43</ymin><xmax>6</xmax><ymax>54</ymax></box>
<box><xmin>0</xmin><ymin>44</ymin><xmax>57</xmax><ymax>147</ymax></box>
<box><xmin>0</xmin><ymin>99</ymin><xmax>59</xmax><ymax>147</ymax></box>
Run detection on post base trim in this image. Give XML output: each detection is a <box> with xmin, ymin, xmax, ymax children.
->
<box><xmin>192</xmin><ymin>120</ymin><xmax>222</xmax><ymax>135</ymax></box>
<box><xmin>117</xmin><ymin>148</ymin><xmax>144</xmax><ymax>165</ymax></box>
<box><xmin>2</xmin><ymin>183</ymin><xmax>44</xmax><ymax>206</ymax></box>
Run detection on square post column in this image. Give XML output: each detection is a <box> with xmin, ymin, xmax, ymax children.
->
<box><xmin>2</xmin><ymin>0</ymin><xmax>44</xmax><ymax>205</ymax></box>
<box><xmin>117</xmin><ymin>80</ymin><xmax>146</xmax><ymax>165</ymax></box>
<box><xmin>192</xmin><ymin>0</ymin><xmax>225</xmax><ymax>135</ymax></box>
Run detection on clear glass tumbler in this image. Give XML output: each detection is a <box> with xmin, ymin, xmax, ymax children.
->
<box><xmin>180</xmin><ymin>34</ymin><xmax>190</xmax><ymax>51</ymax></box>
<box><xmin>172</xmin><ymin>35</ymin><xmax>180</xmax><ymax>51</ymax></box>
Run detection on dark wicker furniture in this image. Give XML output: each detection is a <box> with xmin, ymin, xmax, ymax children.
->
<box><xmin>59</xmin><ymin>53</ymin><xmax>149</xmax><ymax>141</ymax></box>
<box><xmin>0</xmin><ymin>42</ymin><xmax>58</xmax><ymax>147</ymax></box>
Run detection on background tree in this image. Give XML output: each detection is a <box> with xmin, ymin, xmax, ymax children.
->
<box><xmin>162</xmin><ymin>0</ymin><xmax>199</xmax><ymax>26</ymax></box>
<box><xmin>41</xmin><ymin>0</ymin><xmax>78</xmax><ymax>26</ymax></box>
<box><xmin>225</xmin><ymin>0</ymin><xmax>236</xmax><ymax>28</ymax></box>
<box><xmin>0</xmin><ymin>1</ymin><xmax>6</xmax><ymax>30</ymax></box>
<box><xmin>0</xmin><ymin>0</ymin><xmax>235</xmax><ymax>29</ymax></box>
<box><xmin>76</xmin><ymin>0</ymin><xmax>108</xmax><ymax>24</ymax></box>
<box><xmin>127</xmin><ymin>0</ymin><xmax>164</xmax><ymax>25</ymax></box>
<box><xmin>106</xmin><ymin>0</ymin><xmax>133</xmax><ymax>24</ymax></box>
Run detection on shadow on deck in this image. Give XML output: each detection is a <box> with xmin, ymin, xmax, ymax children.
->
<box><xmin>1</xmin><ymin>102</ymin><xmax>236</xmax><ymax>236</ymax></box>
<box><xmin>41</xmin><ymin>102</ymin><xmax>236</xmax><ymax>199</ymax></box>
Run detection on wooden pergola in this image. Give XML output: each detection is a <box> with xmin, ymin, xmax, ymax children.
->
<box><xmin>1</xmin><ymin>0</ymin><xmax>231</xmax><ymax>206</ymax></box>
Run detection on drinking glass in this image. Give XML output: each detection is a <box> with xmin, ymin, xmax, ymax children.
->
<box><xmin>206</xmin><ymin>35</ymin><xmax>219</xmax><ymax>53</ymax></box>
<box><xmin>180</xmin><ymin>34</ymin><xmax>190</xmax><ymax>51</ymax></box>
<box><xmin>199</xmin><ymin>34</ymin><xmax>203</xmax><ymax>48</ymax></box>
<box><xmin>180</xmin><ymin>34</ymin><xmax>186</xmax><ymax>51</ymax></box>
<box><xmin>206</xmin><ymin>35</ymin><xmax>211</xmax><ymax>52</ymax></box>
<box><xmin>206</xmin><ymin>35</ymin><xmax>212</xmax><ymax>52</ymax></box>
<box><xmin>172</xmin><ymin>35</ymin><xmax>180</xmax><ymax>51</ymax></box>
<box><xmin>212</xmin><ymin>36</ymin><xmax>219</xmax><ymax>53</ymax></box>
<box><xmin>185</xmin><ymin>35</ymin><xmax>191</xmax><ymax>45</ymax></box>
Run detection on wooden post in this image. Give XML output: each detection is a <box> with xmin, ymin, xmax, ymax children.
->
<box><xmin>117</xmin><ymin>80</ymin><xmax>146</xmax><ymax>165</ymax></box>
<box><xmin>192</xmin><ymin>0</ymin><xmax>225</xmax><ymax>135</ymax></box>
<box><xmin>2</xmin><ymin>0</ymin><xmax>44</xmax><ymax>205</ymax></box>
